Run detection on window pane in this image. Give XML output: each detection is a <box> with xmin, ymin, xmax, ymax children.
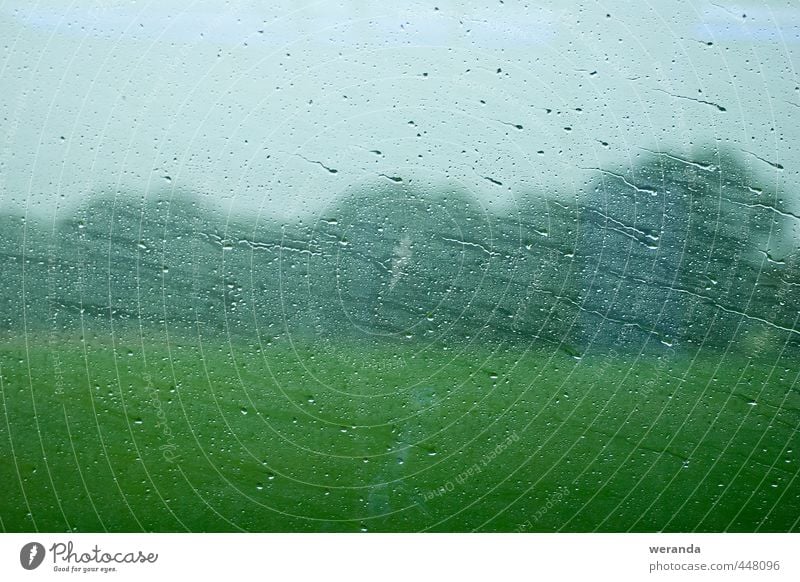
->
<box><xmin>1</xmin><ymin>0</ymin><xmax>798</xmax><ymax>533</ymax></box>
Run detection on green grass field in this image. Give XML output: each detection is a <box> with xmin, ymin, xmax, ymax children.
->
<box><xmin>1</xmin><ymin>332</ymin><xmax>798</xmax><ymax>532</ymax></box>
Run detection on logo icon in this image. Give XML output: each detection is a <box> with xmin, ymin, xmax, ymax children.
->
<box><xmin>20</xmin><ymin>542</ymin><xmax>45</xmax><ymax>570</ymax></box>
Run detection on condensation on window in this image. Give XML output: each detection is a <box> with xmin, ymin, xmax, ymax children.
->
<box><xmin>0</xmin><ymin>0</ymin><xmax>798</xmax><ymax>533</ymax></box>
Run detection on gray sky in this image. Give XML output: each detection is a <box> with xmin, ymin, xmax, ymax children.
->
<box><xmin>1</xmin><ymin>0</ymin><xmax>798</xmax><ymax>228</ymax></box>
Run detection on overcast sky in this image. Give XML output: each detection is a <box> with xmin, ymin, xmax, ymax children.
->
<box><xmin>1</xmin><ymin>0</ymin><xmax>798</xmax><ymax>225</ymax></box>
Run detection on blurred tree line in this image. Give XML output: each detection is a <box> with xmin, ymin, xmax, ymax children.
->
<box><xmin>1</xmin><ymin>147</ymin><xmax>797</xmax><ymax>358</ymax></box>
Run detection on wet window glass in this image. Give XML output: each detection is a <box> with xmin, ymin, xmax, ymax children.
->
<box><xmin>0</xmin><ymin>0</ymin><xmax>798</xmax><ymax>533</ymax></box>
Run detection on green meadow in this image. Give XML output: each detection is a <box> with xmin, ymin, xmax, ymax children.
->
<box><xmin>1</xmin><ymin>332</ymin><xmax>797</xmax><ymax>532</ymax></box>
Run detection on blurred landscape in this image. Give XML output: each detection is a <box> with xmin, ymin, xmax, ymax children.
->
<box><xmin>1</xmin><ymin>147</ymin><xmax>799</xmax><ymax>532</ymax></box>
<box><xmin>2</xmin><ymin>147</ymin><xmax>798</xmax><ymax>354</ymax></box>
